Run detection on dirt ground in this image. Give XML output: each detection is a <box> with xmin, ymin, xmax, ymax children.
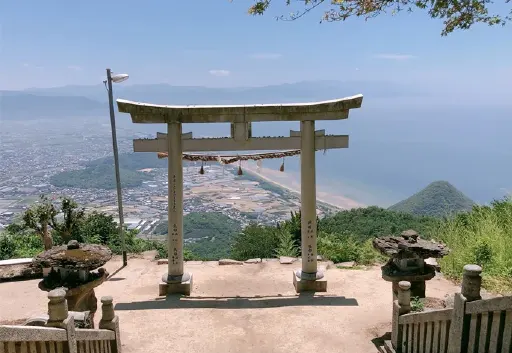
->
<box><xmin>0</xmin><ymin>255</ymin><xmax>460</xmax><ymax>353</ymax></box>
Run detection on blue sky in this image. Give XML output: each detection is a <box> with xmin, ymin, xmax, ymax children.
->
<box><xmin>1</xmin><ymin>0</ymin><xmax>510</xmax><ymax>101</ymax></box>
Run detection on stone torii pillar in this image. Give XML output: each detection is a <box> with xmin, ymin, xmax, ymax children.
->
<box><xmin>295</xmin><ymin>120</ymin><xmax>324</xmax><ymax>290</ymax></box>
<box><xmin>117</xmin><ymin>95</ymin><xmax>363</xmax><ymax>295</ymax></box>
<box><xmin>161</xmin><ymin>122</ymin><xmax>192</xmax><ymax>295</ymax></box>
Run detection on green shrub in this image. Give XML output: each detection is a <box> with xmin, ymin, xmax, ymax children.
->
<box><xmin>274</xmin><ymin>229</ymin><xmax>299</xmax><ymax>257</ymax></box>
<box><xmin>357</xmin><ymin>239</ymin><xmax>386</xmax><ymax>265</ymax></box>
<box><xmin>0</xmin><ymin>233</ymin><xmax>17</xmax><ymax>260</ymax></box>
<box><xmin>231</xmin><ymin>223</ymin><xmax>280</xmax><ymax>260</ymax></box>
<box><xmin>0</xmin><ymin>232</ymin><xmax>43</xmax><ymax>260</ymax></box>
<box><xmin>317</xmin><ymin>232</ymin><xmax>383</xmax><ymax>265</ymax></box>
<box><xmin>152</xmin><ymin>241</ymin><xmax>198</xmax><ymax>261</ymax></box>
<box><xmin>317</xmin><ymin>232</ymin><xmax>360</xmax><ymax>263</ymax></box>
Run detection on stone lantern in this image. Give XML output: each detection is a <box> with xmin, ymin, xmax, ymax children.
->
<box><xmin>373</xmin><ymin>230</ymin><xmax>450</xmax><ymax>299</ymax></box>
<box><xmin>33</xmin><ymin>240</ymin><xmax>112</xmax><ymax>327</ymax></box>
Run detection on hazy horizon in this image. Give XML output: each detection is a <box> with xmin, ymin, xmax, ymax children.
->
<box><xmin>2</xmin><ymin>80</ymin><xmax>511</xmax><ymax>207</ymax></box>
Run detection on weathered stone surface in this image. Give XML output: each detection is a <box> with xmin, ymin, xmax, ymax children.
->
<box><xmin>33</xmin><ymin>243</ymin><xmax>112</xmax><ymax>270</ymax></box>
<box><xmin>67</xmin><ymin>240</ymin><xmax>79</xmax><ymax>250</ymax></box>
<box><xmin>24</xmin><ymin>311</ymin><xmax>93</xmax><ymax>328</ymax></box>
<box><xmin>0</xmin><ymin>262</ymin><xmax>42</xmax><ymax>281</ymax></box>
<box><xmin>337</xmin><ymin>261</ymin><xmax>355</xmax><ymax>268</ymax></box>
<box><xmin>373</xmin><ymin>230</ymin><xmax>450</xmax><ymax>259</ymax></box>
<box><xmin>245</xmin><ymin>258</ymin><xmax>262</xmax><ymax>264</ymax></box>
<box><xmin>279</xmin><ymin>256</ymin><xmax>297</xmax><ymax>264</ymax></box>
<box><xmin>219</xmin><ymin>259</ymin><xmax>243</xmax><ymax>265</ymax></box>
<box><xmin>382</xmin><ymin>262</ymin><xmax>436</xmax><ymax>281</ymax></box>
<box><xmin>425</xmin><ymin>258</ymin><xmax>440</xmax><ymax>271</ymax></box>
<box><xmin>401</xmin><ymin>229</ymin><xmax>418</xmax><ymax>240</ymax></box>
<box><xmin>461</xmin><ymin>264</ymin><xmax>483</xmax><ymax>301</ymax></box>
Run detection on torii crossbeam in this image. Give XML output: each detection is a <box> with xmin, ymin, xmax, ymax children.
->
<box><xmin>117</xmin><ymin>94</ymin><xmax>363</xmax><ymax>295</ymax></box>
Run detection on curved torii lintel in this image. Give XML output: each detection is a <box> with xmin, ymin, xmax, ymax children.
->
<box><xmin>116</xmin><ymin>94</ymin><xmax>363</xmax><ymax>124</ymax></box>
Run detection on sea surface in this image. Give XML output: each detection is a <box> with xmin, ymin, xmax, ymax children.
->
<box><xmin>122</xmin><ymin>97</ymin><xmax>512</xmax><ymax>207</ymax></box>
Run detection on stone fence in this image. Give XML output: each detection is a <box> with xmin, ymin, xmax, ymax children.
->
<box><xmin>388</xmin><ymin>264</ymin><xmax>512</xmax><ymax>353</ymax></box>
<box><xmin>0</xmin><ymin>288</ymin><xmax>121</xmax><ymax>353</ymax></box>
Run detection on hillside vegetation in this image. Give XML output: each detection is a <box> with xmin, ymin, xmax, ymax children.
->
<box><xmin>230</xmin><ymin>208</ymin><xmax>439</xmax><ymax>264</ymax></box>
<box><xmin>50</xmin><ymin>164</ymin><xmax>151</xmax><ymax>189</ymax></box>
<box><xmin>3</xmin><ymin>189</ymin><xmax>511</xmax><ymax>293</ymax></box>
<box><xmin>152</xmin><ymin>212</ymin><xmax>242</xmax><ymax>260</ymax></box>
<box><xmin>388</xmin><ymin>181</ymin><xmax>474</xmax><ymax>218</ymax></box>
<box><xmin>434</xmin><ymin>198</ymin><xmax>512</xmax><ymax>292</ymax></box>
<box><xmin>50</xmin><ymin>153</ymin><xmax>195</xmax><ymax>190</ymax></box>
<box><xmin>85</xmin><ymin>153</ymin><xmax>168</xmax><ymax>170</ymax></box>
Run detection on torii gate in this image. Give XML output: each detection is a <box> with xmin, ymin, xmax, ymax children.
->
<box><xmin>117</xmin><ymin>94</ymin><xmax>363</xmax><ymax>295</ymax></box>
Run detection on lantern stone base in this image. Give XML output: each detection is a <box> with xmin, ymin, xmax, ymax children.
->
<box><xmin>292</xmin><ymin>271</ymin><xmax>327</xmax><ymax>293</ymax></box>
<box><xmin>159</xmin><ymin>273</ymin><xmax>193</xmax><ymax>296</ymax></box>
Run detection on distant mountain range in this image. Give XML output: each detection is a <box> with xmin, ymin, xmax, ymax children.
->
<box><xmin>0</xmin><ymin>91</ymin><xmax>107</xmax><ymax>119</ymax></box>
<box><xmin>1</xmin><ymin>80</ymin><xmax>426</xmax><ymax>120</ymax></box>
<box><xmin>388</xmin><ymin>181</ymin><xmax>475</xmax><ymax>218</ymax></box>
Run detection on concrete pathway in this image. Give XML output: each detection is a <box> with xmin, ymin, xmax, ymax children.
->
<box><xmin>0</xmin><ymin>256</ymin><xmax>459</xmax><ymax>353</ymax></box>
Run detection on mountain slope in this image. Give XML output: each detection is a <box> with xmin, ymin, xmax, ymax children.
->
<box><xmin>0</xmin><ymin>92</ymin><xmax>107</xmax><ymax>119</ymax></box>
<box><xmin>388</xmin><ymin>181</ymin><xmax>475</xmax><ymax>218</ymax></box>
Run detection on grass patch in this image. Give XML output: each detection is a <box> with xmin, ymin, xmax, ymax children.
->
<box><xmin>434</xmin><ymin>198</ymin><xmax>512</xmax><ymax>294</ymax></box>
<box><xmin>336</xmin><ymin>265</ymin><xmax>369</xmax><ymax>270</ymax></box>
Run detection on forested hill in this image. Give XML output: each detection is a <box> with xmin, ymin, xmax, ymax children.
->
<box><xmin>388</xmin><ymin>181</ymin><xmax>475</xmax><ymax>218</ymax></box>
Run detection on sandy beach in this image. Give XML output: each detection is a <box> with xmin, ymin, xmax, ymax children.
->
<box><xmin>242</xmin><ymin>161</ymin><xmax>365</xmax><ymax>210</ymax></box>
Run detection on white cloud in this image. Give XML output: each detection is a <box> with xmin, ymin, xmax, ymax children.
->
<box><xmin>250</xmin><ymin>53</ymin><xmax>282</xmax><ymax>60</ymax></box>
<box><xmin>22</xmin><ymin>63</ymin><xmax>43</xmax><ymax>69</ymax></box>
<box><xmin>209</xmin><ymin>69</ymin><xmax>230</xmax><ymax>77</ymax></box>
<box><xmin>67</xmin><ymin>65</ymin><xmax>82</xmax><ymax>71</ymax></box>
<box><xmin>374</xmin><ymin>54</ymin><xmax>417</xmax><ymax>60</ymax></box>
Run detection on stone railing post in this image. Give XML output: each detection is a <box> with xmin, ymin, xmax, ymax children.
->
<box><xmin>99</xmin><ymin>296</ymin><xmax>115</xmax><ymax>324</ymax></box>
<box><xmin>398</xmin><ymin>281</ymin><xmax>411</xmax><ymax>314</ymax></box>
<box><xmin>99</xmin><ymin>296</ymin><xmax>122</xmax><ymax>353</ymax></box>
<box><xmin>46</xmin><ymin>288</ymin><xmax>68</xmax><ymax>328</ymax></box>
<box><xmin>392</xmin><ymin>281</ymin><xmax>411</xmax><ymax>351</ymax></box>
<box><xmin>461</xmin><ymin>264</ymin><xmax>482</xmax><ymax>302</ymax></box>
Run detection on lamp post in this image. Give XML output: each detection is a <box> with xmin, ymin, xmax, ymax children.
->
<box><xmin>104</xmin><ymin>68</ymin><xmax>129</xmax><ymax>267</ymax></box>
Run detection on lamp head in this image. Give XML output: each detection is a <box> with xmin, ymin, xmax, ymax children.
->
<box><xmin>111</xmin><ymin>73</ymin><xmax>129</xmax><ymax>83</ymax></box>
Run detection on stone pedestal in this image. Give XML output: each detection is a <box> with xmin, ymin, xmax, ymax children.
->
<box><xmin>159</xmin><ymin>273</ymin><xmax>193</xmax><ymax>296</ymax></box>
<box><xmin>292</xmin><ymin>271</ymin><xmax>327</xmax><ymax>293</ymax></box>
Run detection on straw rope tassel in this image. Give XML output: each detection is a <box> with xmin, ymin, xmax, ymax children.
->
<box><xmin>237</xmin><ymin>160</ymin><xmax>243</xmax><ymax>175</ymax></box>
<box><xmin>199</xmin><ymin>161</ymin><xmax>205</xmax><ymax>174</ymax></box>
<box><xmin>279</xmin><ymin>157</ymin><xmax>285</xmax><ymax>172</ymax></box>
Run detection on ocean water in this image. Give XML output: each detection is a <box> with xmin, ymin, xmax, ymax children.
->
<box><xmin>156</xmin><ymin>98</ymin><xmax>512</xmax><ymax>207</ymax></box>
<box><xmin>96</xmin><ymin>97</ymin><xmax>512</xmax><ymax>207</ymax></box>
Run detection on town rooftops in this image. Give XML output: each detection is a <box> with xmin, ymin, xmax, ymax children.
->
<box><xmin>116</xmin><ymin>94</ymin><xmax>363</xmax><ymax>124</ymax></box>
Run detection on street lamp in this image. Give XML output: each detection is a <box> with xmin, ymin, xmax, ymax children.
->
<box><xmin>104</xmin><ymin>68</ymin><xmax>129</xmax><ymax>267</ymax></box>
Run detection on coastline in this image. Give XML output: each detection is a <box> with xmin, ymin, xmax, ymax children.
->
<box><xmin>242</xmin><ymin>161</ymin><xmax>364</xmax><ymax>210</ymax></box>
